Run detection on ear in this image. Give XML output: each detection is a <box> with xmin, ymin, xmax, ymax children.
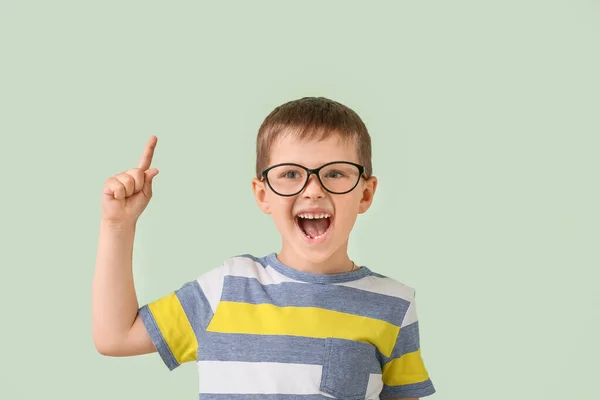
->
<box><xmin>358</xmin><ymin>176</ymin><xmax>378</xmax><ymax>214</ymax></box>
<box><xmin>251</xmin><ymin>177</ymin><xmax>272</xmax><ymax>214</ymax></box>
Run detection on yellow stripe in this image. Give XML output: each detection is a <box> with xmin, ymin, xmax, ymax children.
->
<box><xmin>382</xmin><ymin>348</ymin><xmax>430</xmax><ymax>386</ymax></box>
<box><xmin>148</xmin><ymin>292</ymin><xmax>197</xmax><ymax>364</ymax></box>
<box><xmin>206</xmin><ymin>301</ymin><xmax>399</xmax><ymax>357</ymax></box>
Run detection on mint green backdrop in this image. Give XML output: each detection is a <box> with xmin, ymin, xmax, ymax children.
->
<box><xmin>0</xmin><ymin>1</ymin><xmax>598</xmax><ymax>399</ymax></box>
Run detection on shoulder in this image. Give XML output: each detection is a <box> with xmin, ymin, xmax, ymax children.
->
<box><xmin>219</xmin><ymin>253</ymin><xmax>269</xmax><ymax>276</ymax></box>
<box><xmin>358</xmin><ymin>268</ymin><xmax>417</xmax><ymax>303</ymax></box>
<box><xmin>189</xmin><ymin>254</ymin><xmax>268</xmax><ymax>310</ymax></box>
<box><xmin>358</xmin><ymin>270</ymin><xmax>425</xmax><ymax>329</ymax></box>
<box><xmin>194</xmin><ymin>253</ymin><xmax>269</xmax><ymax>284</ymax></box>
<box><xmin>226</xmin><ymin>253</ymin><xmax>269</xmax><ymax>269</ymax></box>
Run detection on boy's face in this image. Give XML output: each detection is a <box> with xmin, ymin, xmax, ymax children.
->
<box><xmin>251</xmin><ymin>132</ymin><xmax>377</xmax><ymax>268</ymax></box>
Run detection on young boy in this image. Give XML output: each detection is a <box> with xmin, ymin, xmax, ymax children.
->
<box><xmin>92</xmin><ymin>97</ymin><xmax>436</xmax><ymax>399</ymax></box>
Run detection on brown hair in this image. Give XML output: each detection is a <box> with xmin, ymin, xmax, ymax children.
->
<box><xmin>255</xmin><ymin>96</ymin><xmax>372</xmax><ymax>178</ymax></box>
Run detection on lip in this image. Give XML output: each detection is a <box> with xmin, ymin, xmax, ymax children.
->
<box><xmin>294</xmin><ymin>207</ymin><xmax>334</xmax><ymax>245</ymax></box>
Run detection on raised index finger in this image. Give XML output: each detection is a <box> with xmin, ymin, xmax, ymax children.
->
<box><xmin>138</xmin><ymin>136</ymin><xmax>157</xmax><ymax>170</ymax></box>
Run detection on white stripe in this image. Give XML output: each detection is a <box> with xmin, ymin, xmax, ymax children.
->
<box><xmin>229</xmin><ymin>256</ymin><xmax>308</xmax><ymax>285</ymax></box>
<box><xmin>366</xmin><ymin>373</ymin><xmax>384</xmax><ymax>399</ymax></box>
<box><xmin>197</xmin><ymin>361</ymin><xmax>334</xmax><ymax>396</ymax></box>
<box><xmin>335</xmin><ymin>275</ymin><xmax>415</xmax><ymax>300</ymax></box>
<box><xmin>196</xmin><ymin>265</ymin><xmax>227</xmax><ymax>313</ymax></box>
<box><xmin>402</xmin><ymin>296</ymin><xmax>418</xmax><ymax>327</ymax></box>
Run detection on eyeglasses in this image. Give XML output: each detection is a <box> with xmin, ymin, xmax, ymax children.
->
<box><xmin>261</xmin><ymin>161</ymin><xmax>366</xmax><ymax>197</ymax></box>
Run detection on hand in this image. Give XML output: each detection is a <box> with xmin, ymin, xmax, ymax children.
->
<box><xmin>101</xmin><ymin>136</ymin><xmax>160</xmax><ymax>224</ymax></box>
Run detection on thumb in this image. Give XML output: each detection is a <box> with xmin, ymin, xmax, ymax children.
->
<box><xmin>143</xmin><ymin>168</ymin><xmax>159</xmax><ymax>196</ymax></box>
<box><xmin>145</xmin><ymin>168</ymin><xmax>159</xmax><ymax>183</ymax></box>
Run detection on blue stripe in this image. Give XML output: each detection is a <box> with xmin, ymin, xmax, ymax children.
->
<box><xmin>380</xmin><ymin>320</ymin><xmax>421</xmax><ymax>363</ymax></box>
<box><xmin>221</xmin><ymin>275</ymin><xmax>409</xmax><ymax>326</ymax></box>
<box><xmin>197</xmin><ymin>331</ymin><xmax>381</xmax><ymax>374</ymax></box>
<box><xmin>380</xmin><ymin>377</ymin><xmax>436</xmax><ymax>398</ymax></box>
<box><xmin>175</xmin><ymin>280</ymin><xmax>213</xmax><ymax>333</ymax></box>
<box><xmin>138</xmin><ymin>305</ymin><xmax>179</xmax><ymax>370</ymax></box>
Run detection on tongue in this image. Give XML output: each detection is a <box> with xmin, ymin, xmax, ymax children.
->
<box><xmin>299</xmin><ymin>218</ymin><xmax>329</xmax><ymax>238</ymax></box>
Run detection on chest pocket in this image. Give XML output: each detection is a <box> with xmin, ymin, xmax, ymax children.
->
<box><xmin>319</xmin><ymin>338</ymin><xmax>382</xmax><ymax>400</ymax></box>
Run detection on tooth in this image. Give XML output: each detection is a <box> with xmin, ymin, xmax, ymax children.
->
<box><xmin>297</xmin><ymin>213</ymin><xmax>332</xmax><ymax>219</ymax></box>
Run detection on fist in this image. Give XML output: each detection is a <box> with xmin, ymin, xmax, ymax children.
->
<box><xmin>101</xmin><ymin>136</ymin><xmax>160</xmax><ymax>224</ymax></box>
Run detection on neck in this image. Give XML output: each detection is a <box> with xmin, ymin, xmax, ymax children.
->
<box><xmin>277</xmin><ymin>242</ymin><xmax>353</xmax><ymax>274</ymax></box>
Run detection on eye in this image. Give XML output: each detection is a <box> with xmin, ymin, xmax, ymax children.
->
<box><xmin>324</xmin><ymin>170</ymin><xmax>345</xmax><ymax>179</ymax></box>
<box><xmin>280</xmin><ymin>169</ymin><xmax>303</xmax><ymax>179</ymax></box>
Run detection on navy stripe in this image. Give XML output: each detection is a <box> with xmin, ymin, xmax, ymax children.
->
<box><xmin>221</xmin><ymin>275</ymin><xmax>409</xmax><ymax>326</ymax></box>
<box><xmin>197</xmin><ymin>331</ymin><xmax>381</xmax><ymax>374</ymax></box>
<box><xmin>380</xmin><ymin>378</ymin><xmax>436</xmax><ymax>398</ymax></box>
<box><xmin>138</xmin><ymin>305</ymin><xmax>179</xmax><ymax>370</ymax></box>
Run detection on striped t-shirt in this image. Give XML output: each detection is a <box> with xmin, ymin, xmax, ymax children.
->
<box><xmin>138</xmin><ymin>253</ymin><xmax>436</xmax><ymax>399</ymax></box>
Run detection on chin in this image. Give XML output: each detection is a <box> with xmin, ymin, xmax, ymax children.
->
<box><xmin>277</xmin><ymin>215</ymin><xmax>346</xmax><ymax>265</ymax></box>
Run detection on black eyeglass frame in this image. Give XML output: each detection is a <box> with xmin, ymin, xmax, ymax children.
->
<box><xmin>260</xmin><ymin>161</ymin><xmax>366</xmax><ymax>197</ymax></box>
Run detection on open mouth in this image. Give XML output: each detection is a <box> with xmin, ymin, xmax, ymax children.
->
<box><xmin>295</xmin><ymin>212</ymin><xmax>333</xmax><ymax>241</ymax></box>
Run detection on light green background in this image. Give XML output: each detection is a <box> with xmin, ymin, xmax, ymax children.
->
<box><xmin>1</xmin><ymin>1</ymin><xmax>598</xmax><ymax>399</ymax></box>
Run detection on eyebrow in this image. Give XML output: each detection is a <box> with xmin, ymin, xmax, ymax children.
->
<box><xmin>270</xmin><ymin>160</ymin><xmax>357</xmax><ymax>167</ymax></box>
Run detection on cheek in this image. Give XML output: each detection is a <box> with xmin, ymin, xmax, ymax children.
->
<box><xmin>266</xmin><ymin>195</ymin><xmax>295</xmax><ymax>220</ymax></box>
<box><xmin>333</xmin><ymin>198</ymin><xmax>361</xmax><ymax>227</ymax></box>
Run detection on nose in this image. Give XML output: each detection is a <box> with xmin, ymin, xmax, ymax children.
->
<box><xmin>302</xmin><ymin>173</ymin><xmax>325</xmax><ymax>199</ymax></box>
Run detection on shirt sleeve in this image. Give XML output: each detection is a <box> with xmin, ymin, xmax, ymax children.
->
<box><xmin>138</xmin><ymin>267</ymin><xmax>222</xmax><ymax>371</ymax></box>
<box><xmin>380</xmin><ymin>290</ymin><xmax>436</xmax><ymax>398</ymax></box>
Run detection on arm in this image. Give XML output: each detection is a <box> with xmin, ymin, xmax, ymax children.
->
<box><xmin>92</xmin><ymin>220</ymin><xmax>154</xmax><ymax>356</ymax></box>
<box><xmin>380</xmin><ymin>289</ymin><xmax>436</xmax><ymax>399</ymax></box>
<box><xmin>92</xmin><ymin>136</ymin><xmax>159</xmax><ymax>356</ymax></box>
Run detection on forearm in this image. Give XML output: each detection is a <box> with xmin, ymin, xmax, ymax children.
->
<box><xmin>92</xmin><ymin>220</ymin><xmax>139</xmax><ymax>353</ymax></box>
